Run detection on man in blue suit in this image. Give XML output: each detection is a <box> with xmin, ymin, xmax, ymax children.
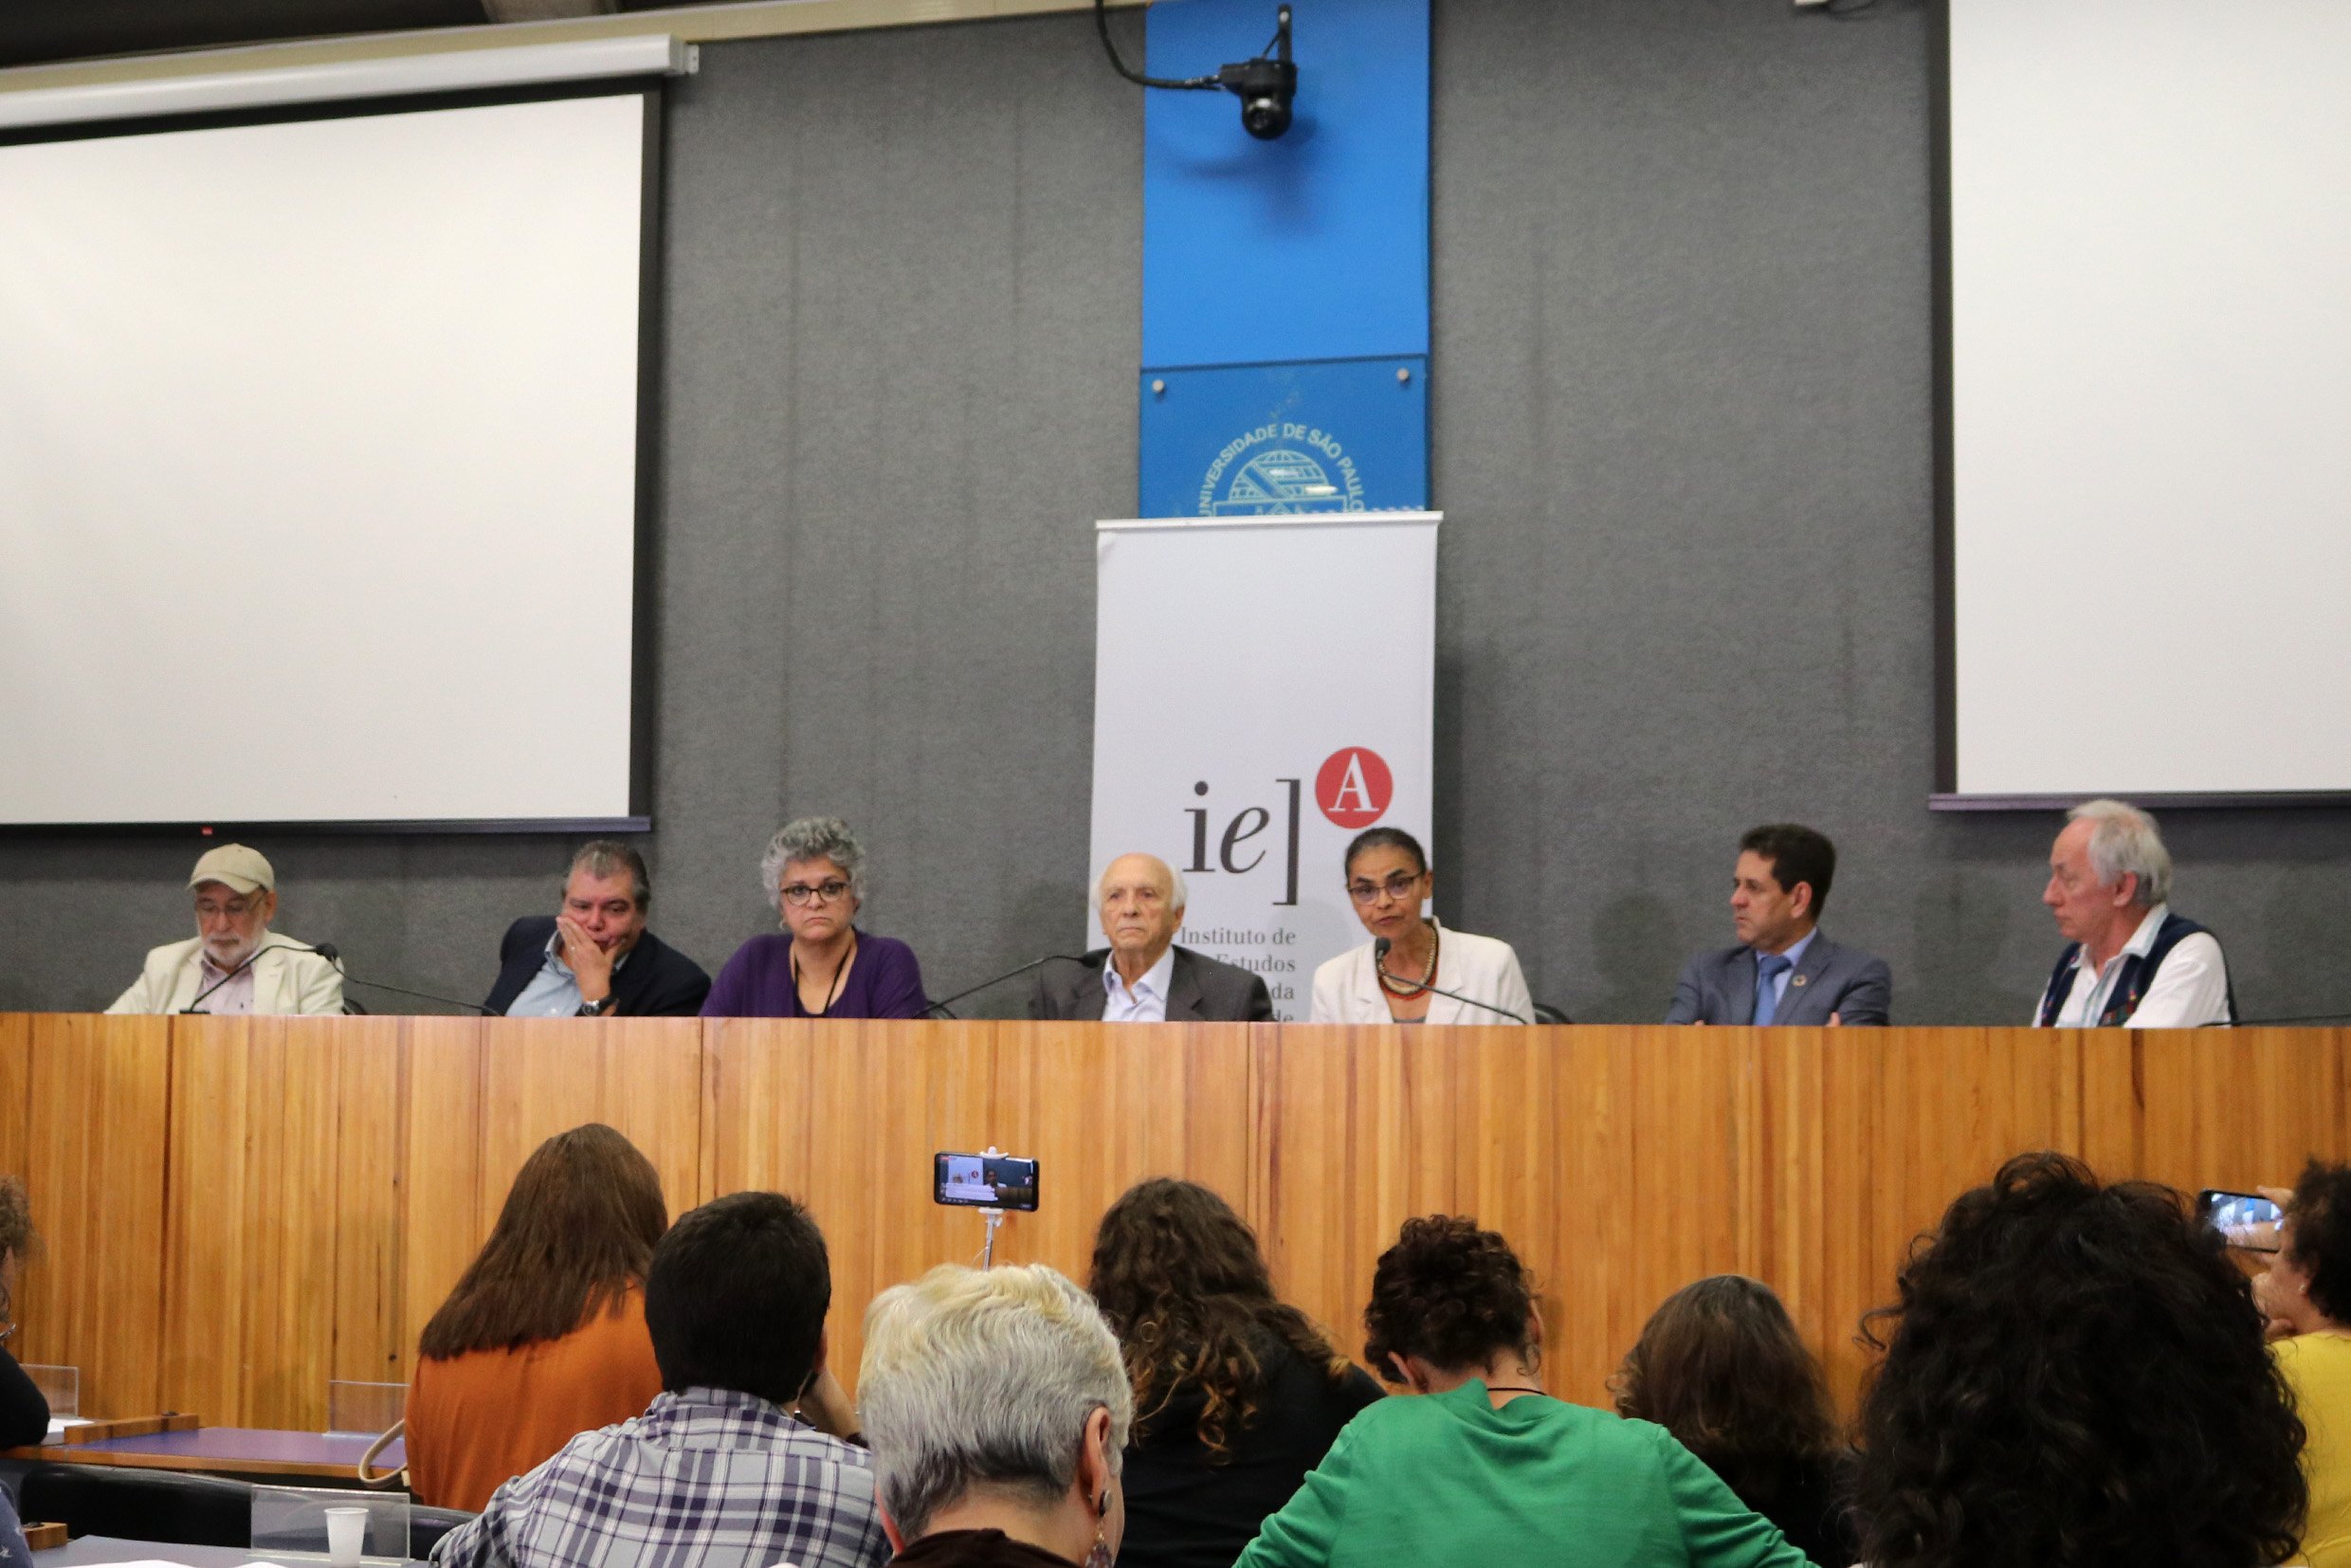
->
<box><xmin>1664</xmin><ymin>824</ymin><xmax>1891</xmax><ymax>1027</ymax></box>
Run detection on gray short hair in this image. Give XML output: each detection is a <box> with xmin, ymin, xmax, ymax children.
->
<box><xmin>1088</xmin><ymin>855</ymin><xmax>1189</xmax><ymax>917</ymax></box>
<box><xmin>758</xmin><ymin>817</ymin><xmax>867</xmax><ymax>914</ymax></box>
<box><xmin>859</xmin><ymin>1264</ymin><xmax>1133</xmax><ymax>1541</ymax></box>
<box><xmin>569</xmin><ymin>840</ymin><xmax>649</xmax><ymax>909</ymax></box>
<box><xmin>2068</xmin><ymin>798</ymin><xmax>2172</xmax><ymax>908</ymax></box>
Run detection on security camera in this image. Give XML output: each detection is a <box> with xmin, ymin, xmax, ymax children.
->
<box><xmin>1095</xmin><ymin>0</ymin><xmax>1299</xmax><ymax>142</ymax></box>
<box><xmin>1218</xmin><ymin>8</ymin><xmax>1295</xmax><ymax>140</ymax></box>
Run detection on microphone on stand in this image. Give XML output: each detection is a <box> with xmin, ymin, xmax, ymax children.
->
<box><xmin>1372</xmin><ymin>936</ymin><xmax>1529</xmax><ymax>1024</ymax></box>
<box><xmin>306</xmin><ymin>943</ymin><xmax>493</xmax><ymax>1015</ymax></box>
<box><xmin>923</xmin><ymin>954</ymin><xmax>1090</xmax><ymax>1019</ymax></box>
<box><xmin>180</xmin><ymin>941</ymin><xmax>303</xmax><ymax>1012</ymax></box>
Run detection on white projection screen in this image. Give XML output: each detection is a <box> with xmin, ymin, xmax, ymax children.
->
<box><xmin>1943</xmin><ymin>0</ymin><xmax>2351</xmax><ymax>805</ymax></box>
<box><xmin>0</xmin><ymin>90</ymin><xmax>651</xmax><ymax>827</ymax></box>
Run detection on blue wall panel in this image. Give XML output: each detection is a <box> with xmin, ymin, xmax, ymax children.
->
<box><xmin>1141</xmin><ymin>0</ymin><xmax>1431</xmax><ymax>370</ymax></box>
<box><xmin>1139</xmin><ymin>355</ymin><xmax>1427</xmax><ymax>517</ymax></box>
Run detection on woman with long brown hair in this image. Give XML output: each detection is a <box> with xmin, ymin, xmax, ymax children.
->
<box><xmin>1089</xmin><ymin>1178</ymin><xmax>1380</xmax><ymax>1568</ymax></box>
<box><xmin>407</xmin><ymin>1123</ymin><xmax>668</xmax><ymax>1511</ymax></box>
<box><xmin>1612</xmin><ymin>1275</ymin><xmax>1856</xmax><ymax>1566</ymax></box>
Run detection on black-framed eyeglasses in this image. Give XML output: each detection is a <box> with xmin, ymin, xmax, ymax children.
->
<box><xmin>1346</xmin><ymin>872</ymin><xmax>1423</xmax><ymax>905</ymax></box>
<box><xmin>781</xmin><ymin>879</ymin><xmax>852</xmax><ymax>906</ymax></box>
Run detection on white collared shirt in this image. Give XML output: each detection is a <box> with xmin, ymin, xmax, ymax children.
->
<box><xmin>2044</xmin><ymin>903</ymin><xmax>2232</xmax><ymax>1028</ymax></box>
<box><xmin>1103</xmin><ymin>945</ymin><xmax>1176</xmax><ymax>1024</ymax></box>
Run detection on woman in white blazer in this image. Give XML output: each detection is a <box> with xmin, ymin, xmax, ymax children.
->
<box><xmin>1308</xmin><ymin>828</ymin><xmax>1533</xmax><ymax>1025</ymax></box>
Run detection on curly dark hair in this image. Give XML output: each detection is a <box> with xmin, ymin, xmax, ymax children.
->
<box><xmin>0</xmin><ymin>1176</ymin><xmax>35</xmax><ymax>1323</ymax></box>
<box><xmin>1612</xmin><ymin>1275</ymin><xmax>1841</xmax><ymax>1503</ymax></box>
<box><xmin>2286</xmin><ymin>1159</ymin><xmax>2351</xmax><ymax>1322</ymax></box>
<box><xmin>1853</xmin><ymin>1152</ymin><xmax>2305</xmax><ymax>1568</ymax></box>
<box><xmin>1090</xmin><ymin>1178</ymin><xmax>1352</xmax><ymax>1458</ymax></box>
<box><xmin>1362</xmin><ymin>1214</ymin><xmax>1535</xmax><ymax>1380</ymax></box>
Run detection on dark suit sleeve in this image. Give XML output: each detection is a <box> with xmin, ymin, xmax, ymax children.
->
<box><xmin>1664</xmin><ymin>954</ymin><xmax>1708</xmax><ymax>1025</ymax></box>
<box><xmin>1026</xmin><ymin>965</ymin><xmax>1060</xmax><ymax>1021</ymax></box>
<box><xmin>483</xmin><ymin>917</ymin><xmax>542</xmax><ymax>1015</ymax></box>
<box><xmin>0</xmin><ymin>1348</ymin><xmax>50</xmax><ymax>1448</ymax></box>
<box><xmin>628</xmin><ymin>941</ymin><xmax>711</xmax><ymax>1017</ymax></box>
<box><xmin>1244</xmin><ymin>971</ymin><xmax>1274</xmax><ymax>1022</ymax></box>
<box><xmin>1833</xmin><ymin>957</ymin><xmax>1893</xmax><ymax>1027</ymax></box>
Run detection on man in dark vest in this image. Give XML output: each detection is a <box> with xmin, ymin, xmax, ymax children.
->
<box><xmin>2035</xmin><ymin>798</ymin><xmax>2233</xmax><ymax>1028</ymax></box>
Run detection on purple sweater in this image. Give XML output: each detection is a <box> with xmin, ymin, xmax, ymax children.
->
<box><xmin>700</xmin><ymin>930</ymin><xmax>930</xmax><ymax>1019</ymax></box>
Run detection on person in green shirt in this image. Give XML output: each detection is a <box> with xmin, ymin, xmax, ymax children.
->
<box><xmin>1232</xmin><ymin>1215</ymin><xmax>1816</xmax><ymax>1568</ymax></box>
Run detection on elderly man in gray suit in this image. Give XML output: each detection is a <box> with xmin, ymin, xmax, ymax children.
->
<box><xmin>1028</xmin><ymin>852</ymin><xmax>1273</xmax><ymax>1023</ymax></box>
<box><xmin>1664</xmin><ymin>824</ymin><xmax>1891</xmax><ymax>1026</ymax></box>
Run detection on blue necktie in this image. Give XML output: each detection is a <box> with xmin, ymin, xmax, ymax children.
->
<box><xmin>1754</xmin><ymin>954</ymin><xmax>1793</xmax><ymax>1027</ymax></box>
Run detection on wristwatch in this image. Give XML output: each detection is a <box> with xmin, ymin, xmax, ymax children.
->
<box><xmin>575</xmin><ymin>995</ymin><xmax>614</xmax><ymax>1017</ymax></box>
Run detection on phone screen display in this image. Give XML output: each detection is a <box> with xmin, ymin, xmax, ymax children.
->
<box><xmin>2198</xmin><ymin>1189</ymin><xmax>2284</xmax><ymax>1252</ymax></box>
<box><xmin>935</xmin><ymin>1152</ymin><xmax>1040</xmax><ymax>1212</ymax></box>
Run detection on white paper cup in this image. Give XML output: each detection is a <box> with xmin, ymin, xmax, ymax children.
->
<box><xmin>323</xmin><ymin>1505</ymin><xmax>370</xmax><ymax>1566</ymax></box>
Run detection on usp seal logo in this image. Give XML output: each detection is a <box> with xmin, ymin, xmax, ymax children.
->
<box><xmin>1198</xmin><ymin>421</ymin><xmax>1367</xmax><ymax>516</ymax></box>
<box><xmin>1316</xmin><ymin>747</ymin><xmax>1392</xmax><ymax>828</ymax></box>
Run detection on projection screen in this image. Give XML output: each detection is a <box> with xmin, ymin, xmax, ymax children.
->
<box><xmin>0</xmin><ymin>88</ymin><xmax>652</xmax><ymax>828</ymax></box>
<box><xmin>1941</xmin><ymin>0</ymin><xmax>2351</xmax><ymax>805</ymax></box>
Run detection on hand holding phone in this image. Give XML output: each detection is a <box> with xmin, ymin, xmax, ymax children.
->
<box><xmin>2198</xmin><ymin>1188</ymin><xmax>2285</xmax><ymax>1253</ymax></box>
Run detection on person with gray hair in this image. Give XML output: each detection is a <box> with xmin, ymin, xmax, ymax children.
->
<box><xmin>483</xmin><ymin>841</ymin><xmax>711</xmax><ymax>1017</ymax></box>
<box><xmin>702</xmin><ymin>817</ymin><xmax>929</xmax><ymax>1017</ymax></box>
<box><xmin>2033</xmin><ymin>798</ymin><xmax>2234</xmax><ymax>1027</ymax></box>
<box><xmin>1029</xmin><ymin>852</ymin><xmax>1274</xmax><ymax>1024</ymax></box>
<box><xmin>860</xmin><ymin>1263</ymin><xmax>1134</xmax><ymax>1568</ymax></box>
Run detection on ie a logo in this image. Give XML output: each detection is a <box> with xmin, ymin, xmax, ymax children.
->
<box><xmin>1198</xmin><ymin>421</ymin><xmax>1366</xmax><ymax>516</ymax></box>
<box><xmin>1316</xmin><ymin>747</ymin><xmax>1392</xmax><ymax>829</ymax></box>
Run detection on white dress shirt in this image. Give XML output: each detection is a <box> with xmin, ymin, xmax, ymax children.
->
<box><xmin>1102</xmin><ymin>945</ymin><xmax>1176</xmax><ymax>1024</ymax></box>
<box><xmin>2042</xmin><ymin>903</ymin><xmax>2232</xmax><ymax>1028</ymax></box>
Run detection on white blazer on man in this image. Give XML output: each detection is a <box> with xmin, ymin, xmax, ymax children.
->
<box><xmin>1308</xmin><ymin>919</ymin><xmax>1534</xmax><ymax>1025</ymax></box>
<box><xmin>107</xmin><ymin>936</ymin><xmax>344</xmax><ymax>1015</ymax></box>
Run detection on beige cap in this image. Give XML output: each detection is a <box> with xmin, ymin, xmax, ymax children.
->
<box><xmin>188</xmin><ymin>843</ymin><xmax>276</xmax><ymax>896</ymax></box>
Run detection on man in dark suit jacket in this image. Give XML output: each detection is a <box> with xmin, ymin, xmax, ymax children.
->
<box><xmin>1029</xmin><ymin>852</ymin><xmax>1273</xmax><ymax>1023</ymax></box>
<box><xmin>1664</xmin><ymin>824</ymin><xmax>1891</xmax><ymax>1027</ymax></box>
<box><xmin>484</xmin><ymin>841</ymin><xmax>711</xmax><ymax>1018</ymax></box>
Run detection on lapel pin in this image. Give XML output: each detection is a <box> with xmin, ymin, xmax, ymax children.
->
<box><xmin>1791</xmin><ymin>975</ymin><xmax>1808</xmax><ymax>986</ymax></box>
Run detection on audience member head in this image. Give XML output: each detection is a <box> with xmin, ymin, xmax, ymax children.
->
<box><xmin>419</xmin><ymin>1123</ymin><xmax>667</xmax><ymax>1358</ymax></box>
<box><xmin>2044</xmin><ymin>799</ymin><xmax>2171</xmax><ymax>954</ymax></box>
<box><xmin>645</xmin><ymin>1190</ymin><xmax>830</xmax><ymax>1408</ymax></box>
<box><xmin>1732</xmin><ymin>825</ymin><xmax>1835</xmax><ymax>953</ymax></box>
<box><xmin>1362</xmin><ymin>1213</ymin><xmax>1540</xmax><ymax>1392</ymax></box>
<box><xmin>1090</xmin><ymin>1177</ymin><xmax>1350</xmax><ymax>1455</ymax></box>
<box><xmin>0</xmin><ymin>1176</ymin><xmax>34</xmax><ymax>1325</ymax></box>
<box><xmin>861</xmin><ymin>1263</ymin><xmax>1132</xmax><ymax>1564</ymax></box>
<box><xmin>1093</xmin><ymin>855</ymin><xmax>1188</xmax><ymax>978</ymax></box>
<box><xmin>2262</xmin><ymin>1160</ymin><xmax>2351</xmax><ymax>1336</ymax></box>
<box><xmin>760</xmin><ymin>817</ymin><xmax>866</xmax><ymax>947</ymax></box>
<box><xmin>558</xmin><ymin>840</ymin><xmax>651</xmax><ymax>960</ymax></box>
<box><xmin>1342</xmin><ymin>827</ymin><xmax>1431</xmax><ymax>944</ymax></box>
<box><xmin>1854</xmin><ymin>1151</ymin><xmax>2305</xmax><ymax>1568</ymax></box>
<box><xmin>187</xmin><ymin>843</ymin><xmax>279</xmax><ymax>973</ymax></box>
<box><xmin>1611</xmin><ymin>1274</ymin><xmax>1840</xmax><ymax>1501</ymax></box>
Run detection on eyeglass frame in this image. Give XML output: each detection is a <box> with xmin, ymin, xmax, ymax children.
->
<box><xmin>1345</xmin><ymin>870</ymin><xmax>1428</xmax><ymax>906</ymax></box>
<box><xmin>778</xmin><ymin>878</ymin><xmax>854</xmax><ymax>907</ymax></box>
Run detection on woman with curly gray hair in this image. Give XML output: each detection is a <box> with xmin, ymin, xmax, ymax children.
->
<box><xmin>702</xmin><ymin>817</ymin><xmax>930</xmax><ymax>1017</ymax></box>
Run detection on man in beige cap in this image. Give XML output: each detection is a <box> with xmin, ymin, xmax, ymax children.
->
<box><xmin>107</xmin><ymin>845</ymin><xmax>344</xmax><ymax>1015</ymax></box>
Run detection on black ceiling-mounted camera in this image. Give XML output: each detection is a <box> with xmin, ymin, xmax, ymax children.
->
<box><xmin>1096</xmin><ymin>1</ymin><xmax>1299</xmax><ymax>142</ymax></box>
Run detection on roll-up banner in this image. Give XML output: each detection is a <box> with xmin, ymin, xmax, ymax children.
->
<box><xmin>1089</xmin><ymin>511</ymin><xmax>1439</xmax><ymax>1019</ymax></box>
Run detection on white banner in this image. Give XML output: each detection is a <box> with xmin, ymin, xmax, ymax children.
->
<box><xmin>1089</xmin><ymin>511</ymin><xmax>1438</xmax><ymax>1020</ymax></box>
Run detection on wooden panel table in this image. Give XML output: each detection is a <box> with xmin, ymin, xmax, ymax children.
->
<box><xmin>0</xmin><ymin>1015</ymin><xmax>2342</xmax><ymax>1421</ymax></box>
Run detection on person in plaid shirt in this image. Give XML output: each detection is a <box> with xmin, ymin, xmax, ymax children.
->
<box><xmin>432</xmin><ymin>1191</ymin><xmax>889</xmax><ymax>1568</ymax></box>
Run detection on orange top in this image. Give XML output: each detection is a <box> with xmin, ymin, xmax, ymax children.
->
<box><xmin>406</xmin><ymin>1284</ymin><xmax>665</xmax><ymax>1512</ymax></box>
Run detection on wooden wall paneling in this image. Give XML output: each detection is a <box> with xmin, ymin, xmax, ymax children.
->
<box><xmin>397</xmin><ymin>1018</ymin><xmax>483</xmax><ymax>1382</ymax></box>
<box><xmin>983</xmin><ymin>1021</ymin><xmax>1256</xmax><ymax>1282</ymax></box>
<box><xmin>161</xmin><ymin>1015</ymin><xmax>345</xmax><ymax>1430</ymax></box>
<box><xmin>475</xmin><ymin>1019</ymin><xmax>704</xmax><ymax>1232</ymax></box>
<box><xmin>328</xmin><ymin>1018</ymin><xmax>409</xmax><ymax>1394</ymax></box>
<box><xmin>19</xmin><ymin>1014</ymin><xmax>169</xmax><ymax>1417</ymax></box>
<box><xmin>701</xmin><ymin>1019</ymin><xmax>1001</xmax><ymax>1392</ymax></box>
<box><xmin>1806</xmin><ymin>1027</ymin><xmax>2087</xmax><ymax>1409</ymax></box>
<box><xmin>0</xmin><ymin>1013</ymin><xmax>30</xmax><ymax>1200</ymax></box>
<box><xmin>2119</xmin><ymin>1028</ymin><xmax>2346</xmax><ymax>1195</ymax></box>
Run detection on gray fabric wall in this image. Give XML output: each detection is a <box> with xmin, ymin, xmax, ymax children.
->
<box><xmin>6</xmin><ymin>0</ymin><xmax>2347</xmax><ymax>1024</ymax></box>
